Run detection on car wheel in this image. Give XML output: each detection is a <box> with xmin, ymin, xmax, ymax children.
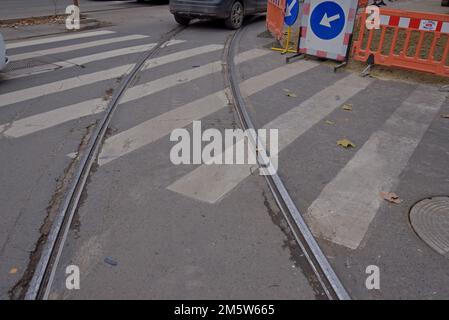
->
<box><xmin>174</xmin><ymin>14</ymin><xmax>191</xmax><ymax>26</ymax></box>
<box><xmin>443</xmin><ymin>0</ymin><xmax>449</xmax><ymax>6</ymax></box>
<box><xmin>225</xmin><ymin>1</ymin><xmax>244</xmax><ymax>29</ymax></box>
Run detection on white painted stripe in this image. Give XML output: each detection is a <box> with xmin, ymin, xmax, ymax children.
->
<box><xmin>441</xmin><ymin>22</ymin><xmax>449</xmax><ymax>34</ymax></box>
<box><xmin>98</xmin><ymin>58</ymin><xmax>317</xmax><ymax>166</ymax></box>
<box><xmin>305</xmin><ymin>86</ymin><xmax>445</xmax><ymax>249</ymax></box>
<box><xmin>240</xmin><ymin>59</ymin><xmax>316</xmax><ymax>96</ymax></box>
<box><xmin>0</xmin><ymin>64</ymin><xmax>133</xmax><ymax>108</ymax></box>
<box><xmin>0</xmin><ymin>98</ymin><xmax>107</xmax><ymax>137</ymax></box>
<box><xmin>120</xmin><ymin>48</ymin><xmax>266</xmax><ymax>104</ymax></box>
<box><xmin>4</xmin><ymin>40</ymin><xmax>186</xmax><ymax>80</ymax></box>
<box><xmin>380</xmin><ymin>15</ymin><xmax>390</xmax><ymax>26</ymax></box>
<box><xmin>142</xmin><ymin>44</ymin><xmax>224</xmax><ymax>70</ymax></box>
<box><xmin>167</xmin><ymin>74</ymin><xmax>373</xmax><ymax>204</ymax></box>
<box><xmin>6</xmin><ymin>30</ymin><xmax>115</xmax><ymax>49</ymax></box>
<box><xmin>98</xmin><ymin>90</ymin><xmax>231</xmax><ymax>165</ymax></box>
<box><xmin>234</xmin><ymin>48</ymin><xmax>271</xmax><ymax>64</ymax></box>
<box><xmin>10</xmin><ymin>34</ymin><xmax>149</xmax><ymax>61</ymax></box>
<box><xmin>121</xmin><ymin>60</ymin><xmax>223</xmax><ymax>104</ymax></box>
<box><xmin>0</xmin><ymin>46</ymin><xmax>253</xmax><ymax>137</ymax></box>
<box><xmin>398</xmin><ymin>17</ymin><xmax>411</xmax><ymax>29</ymax></box>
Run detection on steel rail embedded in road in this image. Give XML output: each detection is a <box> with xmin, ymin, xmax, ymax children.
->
<box><xmin>24</xmin><ymin>25</ymin><xmax>186</xmax><ymax>300</ymax></box>
<box><xmin>225</xmin><ymin>24</ymin><xmax>351</xmax><ymax>301</ymax></box>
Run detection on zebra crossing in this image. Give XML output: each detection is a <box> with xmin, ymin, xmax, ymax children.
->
<box><xmin>1</xmin><ymin>28</ymin><xmax>447</xmax><ymax>253</ymax></box>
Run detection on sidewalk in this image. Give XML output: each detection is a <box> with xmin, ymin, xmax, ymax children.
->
<box><xmin>0</xmin><ymin>0</ymin><xmax>137</xmax><ymax>21</ymax></box>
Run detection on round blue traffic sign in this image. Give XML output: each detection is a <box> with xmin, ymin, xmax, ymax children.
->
<box><xmin>310</xmin><ymin>1</ymin><xmax>345</xmax><ymax>40</ymax></box>
<box><xmin>284</xmin><ymin>0</ymin><xmax>299</xmax><ymax>26</ymax></box>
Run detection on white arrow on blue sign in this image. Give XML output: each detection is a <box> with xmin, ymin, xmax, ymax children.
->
<box><xmin>310</xmin><ymin>1</ymin><xmax>346</xmax><ymax>40</ymax></box>
<box><xmin>284</xmin><ymin>0</ymin><xmax>299</xmax><ymax>26</ymax></box>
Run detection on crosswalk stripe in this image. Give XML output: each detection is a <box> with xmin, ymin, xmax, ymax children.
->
<box><xmin>305</xmin><ymin>85</ymin><xmax>446</xmax><ymax>250</ymax></box>
<box><xmin>0</xmin><ymin>64</ymin><xmax>134</xmax><ymax>108</ymax></box>
<box><xmin>119</xmin><ymin>47</ymin><xmax>266</xmax><ymax>104</ymax></box>
<box><xmin>0</xmin><ymin>98</ymin><xmax>107</xmax><ymax>137</ymax></box>
<box><xmin>10</xmin><ymin>34</ymin><xmax>149</xmax><ymax>61</ymax></box>
<box><xmin>121</xmin><ymin>60</ymin><xmax>223</xmax><ymax>103</ymax></box>
<box><xmin>4</xmin><ymin>40</ymin><xmax>186</xmax><ymax>80</ymax></box>
<box><xmin>167</xmin><ymin>74</ymin><xmax>373</xmax><ymax>204</ymax></box>
<box><xmin>141</xmin><ymin>44</ymin><xmax>224</xmax><ymax>69</ymax></box>
<box><xmin>234</xmin><ymin>48</ymin><xmax>271</xmax><ymax>64</ymax></box>
<box><xmin>0</xmin><ymin>47</ymin><xmax>262</xmax><ymax>137</ymax></box>
<box><xmin>6</xmin><ymin>30</ymin><xmax>116</xmax><ymax>49</ymax></box>
<box><xmin>98</xmin><ymin>90</ymin><xmax>231</xmax><ymax>165</ymax></box>
<box><xmin>98</xmin><ymin>58</ymin><xmax>317</xmax><ymax>166</ymax></box>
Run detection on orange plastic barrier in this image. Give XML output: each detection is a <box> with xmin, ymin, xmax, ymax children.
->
<box><xmin>266</xmin><ymin>0</ymin><xmax>286</xmax><ymax>40</ymax></box>
<box><xmin>358</xmin><ymin>0</ymin><xmax>369</xmax><ymax>8</ymax></box>
<box><xmin>352</xmin><ymin>8</ymin><xmax>449</xmax><ymax>77</ymax></box>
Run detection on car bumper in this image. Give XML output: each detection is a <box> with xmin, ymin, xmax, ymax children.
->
<box><xmin>170</xmin><ymin>0</ymin><xmax>231</xmax><ymax>19</ymax></box>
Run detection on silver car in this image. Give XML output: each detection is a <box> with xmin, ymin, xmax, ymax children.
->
<box><xmin>0</xmin><ymin>33</ymin><xmax>9</xmax><ymax>71</ymax></box>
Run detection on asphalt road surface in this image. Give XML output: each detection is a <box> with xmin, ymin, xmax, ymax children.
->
<box><xmin>1</xmin><ymin>1</ymin><xmax>448</xmax><ymax>300</ymax></box>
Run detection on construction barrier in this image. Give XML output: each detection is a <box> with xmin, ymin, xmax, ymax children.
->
<box><xmin>266</xmin><ymin>0</ymin><xmax>286</xmax><ymax>40</ymax></box>
<box><xmin>358</xmin><ymin>0</ymin><xmax>369</xmax><ymax>8</ymax></box>
<box><xmin>352</xmin><ymin>8</ymin><xmax>449</xmax><ymax>77</ymax></box>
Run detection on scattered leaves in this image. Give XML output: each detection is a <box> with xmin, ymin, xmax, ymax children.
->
<box><xmin>0</xmin><ymin>15</ymin><xmax>67</xmax><ymax>28</ymax></box>
<box><xmin>380</xmin><ymin>191</ymin><xmax>402</xmax><ymax>204</ymax></box>
<box><xmin>325</xmin><ymin>120</ymin><xmax>335</xmax><ymax>125</ymax></box>
<box><xmin>337</xmin><ymin>138</ymin><xmax>356</xmax><ymax>148</ymax></box>
<box><xmin>283</xmin><ymin>89</ymin><xmax>297</xmax><ymax>98</ymax></box>
<box><xmin>102</xmin><ymin>88</ymin><xmax>114</xmax><ymax>101</ymax></box>
<box><xmin>342</xmin><ymin>104</ymin><xmax>353</xmax><ymax>111</ymax></box>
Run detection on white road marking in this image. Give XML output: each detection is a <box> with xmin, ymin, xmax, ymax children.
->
<box><xmin>0</xmin><ymin>47</ymin><xmax>261</xmax><ymax>137</ymax></box>
<box><xmin>119</xmin><ymin>48</ymin><xmax>268</xmax><ymax>104</ymax></box>
<box><xmin>4</xmin><ymin>40</ymin><xmax>186</xmax><ymax>79</ymax></box>
<box><xmin>121</xmin><ymin>60</ymin><xmax>223</xmax><ymax>103</ymax></box>
<box><xmin>305</xmin><ymin>86</ymin><xmax>446</xmax><ymax>249</ymax></box>
<box><xmin>98</xmin><ymin>90</ymin><xmax>231</xmax><ymax>165</ymax></box>
<box><xmin>167</xmin><ymin>74</ymin><xmax>372</xmax><ymax>204</ymax></box>
<box><xmin>6</xmin><ymin>30</ymin><xmax>116</xmax><ymax>49</ymax></box>
<box><xmin>234</xmin><ymin>48</ymin><xmax>271</xmax><ymax>64</ymax></box>
<box><xmin>98</xmin><ymin>57</ymin><xmax>317</xmax><ymax>166</ymax></box>
<box><xmin>0</xmin><ymin>64</ymin><xmax>134</xmax><ymax>108</ymax></box>
<box><xmin>10</xmin><ymin>34</ymin><xmax>149</xmax><ymax>61</ymax></box>
<box><xmin>141</xmin><ymin>44</ymin><xmax>224</xmax><ymax>69</ymax></box>
<box><xmin>0</xmin><ymin>98</ymin><xmax>107</xmax><ymax>137</ymax></box>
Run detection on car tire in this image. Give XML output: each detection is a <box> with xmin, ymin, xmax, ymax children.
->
<box><xmin>443</xmin><ymin>0</ymin><xmax>449</xmax><ymax>6</ymax></box>
<box><xmin>225</xmin><ymin>1</ymin><xmax>244</xmax><ymax>29</ymax></box>
<box><xmin>174</xmin><ymin>14</ymin><xmax>191</xmax><ymax>26</ymax></box>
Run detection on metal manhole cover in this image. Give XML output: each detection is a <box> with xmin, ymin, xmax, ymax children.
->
<box><xmin>410</xmin><ymin>196</ymin><xmax>449</xmax><ymax>258</ymax></box>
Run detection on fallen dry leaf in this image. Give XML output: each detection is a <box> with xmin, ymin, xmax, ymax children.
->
<box><xmin>286</xmin><ymin>92</ymin><xmax>297</xmax><ymax>98</ymax></box>
<box><xmin>337</xmin><ymin>138</ymin><xmax>356</xmax><ymax>148</ymax></box>
<box><xmin>380</xmin><ymin>191</ymin><xmax>402</xmax><ymax>204</ymax></box>
<box><xmin>9</xmin><ymin>267</ymin><xmax>18</xmax><ymax>274</ymax></box>
<box><xmin>342</xmin><ymin>104</ymin><xmax>353</xmax><ymax>111</ymax></box>
<box><xmin>325</xmin><ymin>120</ymin><xmax>335</xmax><ymax>125</ymax></box>
<box><xmin>441</xmin><ymin>114</ymin><xmax>449</xmax><ymax>119</ymax></box>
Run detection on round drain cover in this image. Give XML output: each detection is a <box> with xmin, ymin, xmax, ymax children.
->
<box><xmin>410</xmin><ymin>197</ymin><xmax>449</xmax><ymax>258</ymax></box>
